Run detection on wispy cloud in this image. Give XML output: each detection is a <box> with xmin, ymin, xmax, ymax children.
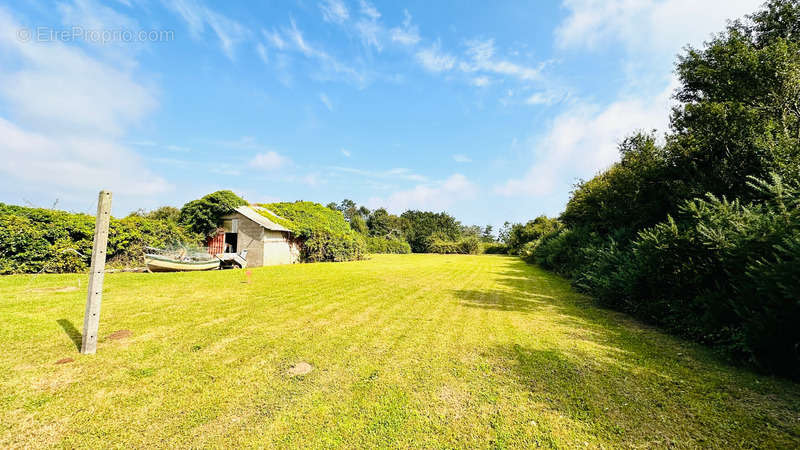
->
<box><xmin>461</xmin><ymin>39</ymin><xmax>541</xmax><ymax>81</ymax></box>
<box><xmin>250</xmin><ymin>151</ymin><xmax>289</xmax><ymax>170</ymax></box>
<box><xmin>262</xmin><ymin>28</ymin><xmax>287</xmax><ymax>50</ymax></box>
<box><xmin>452</xmin><ymin>154</ymin><xmax>472</xmax><ymax>163</ymax></box>
<box><xmin>163</xmin><ymin>0</ymin><xmax>249</xmax><ymax>60</ymax></box>
<box><xmin>319</xmin><ymin>0</ymin><xmax>349</xmax><ymax>24</ymax></box>
<box><xmin>341</xmin><ymin>148</ymin><xmax>351</xmax><ymax>157</ymax></box>
<box><xmin>261</xmin><ymin>19</ymin><xmax>368</xmax><ymax>86</ymax></box>
<box><xmin>330</xmin><ymin>166</ymin><xmax>427</xmax><ymax>182</ymax></box>
<box><xmin>525</xmin><ymin>91</ymin><xmax>561</xmax><ymax>105</ymax></box>
<box><xmin>471</xmin><ymin>76</ymin><xmax>490</xmax><ymax>87</ymax></box>
<box><xmin>319</xmin><ymin>93</ymin><xmax>333</xmax><ymax>111</ymax></box>
<box><xmin>256</xmin><ymin>42</ymin><xmax>269</xmax><ymax>63</ymax></box>
<box><xmin>367</xmin><ymin>174</ymin><xmax>476</xmax><ymax>213</ymax></box>
<box><xmin>359</xmin><ymin>0</ymin><xmax>381</xmax><ymax>21</ymax></box>
<box><xmin>354</xmin><ymin>0</ymin><xmax>383</xmax><ymax>51</ymax></box>
<box><xmin>390</xmin><ymin>9</ymin><xmax>420</xmax><ymax>46</ymax></box>
<box><xmin>416</xmin><ymin>41</ymin><xmax>456</xmax><ymax>72</ymax></box>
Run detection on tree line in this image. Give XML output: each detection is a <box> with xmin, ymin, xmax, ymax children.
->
<box><xmin>325</xmin><ymin>199</ymin><xmax>496</xmax><ymax>254</ymax></box>
<box><xmin>500</xmin><ymin>0</ymin><xmax>800</xmax><ymax>379</ymax></box>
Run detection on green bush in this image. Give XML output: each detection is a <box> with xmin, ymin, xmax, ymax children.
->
<box><xmin>548</xmin><ymin>175</ymin><xmax>800</xmax><ymax>377</ymax></box>
<box><xmin>400</xmin><ymin>210</ymin><xmax>461</xmax><ymax>253</ymax></box>
<box><xmin>0</xmin><ymin>203</ymin><xmax>200</xmax><ymax>274</ymax></box>
<box><xmin>366</xmin><ymin>237</ymin><xmax>411</xmax><ymax>254</ymax></box>
<box><xmin>427</xmin><ymin>236</ymin><xmax>481</xmax><ymax>254</ymax></box>
<box><xmin>258</xmin><ymin>201</ymin><xmax>366</xmax><ymax>262</ymax></box>
<box><xmin>505</xmin><ymin>216</ymin><xmax>562</xmax><ymax>255</ymax></box>
<box><xmin>481</xmin><ymin>242</ymin><xmax>508</xmax><ymax>254</ymax></box>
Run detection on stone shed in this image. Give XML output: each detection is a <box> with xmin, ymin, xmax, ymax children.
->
<box><xmin>212</xmin><ymin>205</ymin><xmax>300</xmax><ymax>267</ymax></box>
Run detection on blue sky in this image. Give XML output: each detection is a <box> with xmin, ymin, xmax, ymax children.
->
<box><xmin>0</xmin><ymin>0</ymin><xmax>763</xmax><ymax>230</ymax></box>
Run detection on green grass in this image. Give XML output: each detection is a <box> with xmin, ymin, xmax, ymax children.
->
<box><xmin>1</xmin><ymin>254</ymin><xmax>798</xmax><ymax>448</ymax></box>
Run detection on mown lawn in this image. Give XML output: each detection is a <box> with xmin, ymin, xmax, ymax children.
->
<box><xmin>1</xmin><ymin>254</ymin><xmax>798</xmax><ymax>448</ymax></box>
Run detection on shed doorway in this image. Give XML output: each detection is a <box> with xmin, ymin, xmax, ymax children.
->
<box><xmin>223</xmin><ymin>219</ymin><xmax>239</xmax><ymax>253</ymax></box>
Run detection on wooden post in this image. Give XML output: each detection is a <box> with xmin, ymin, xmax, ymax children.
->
<box><xmin>81</xmin><ymin>190</ymin><xmax>112</xmax><ymax>354</ymax></box>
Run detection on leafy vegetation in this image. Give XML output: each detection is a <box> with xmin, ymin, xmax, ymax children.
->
<box><xmin>365</xmin><ymin>236</ymin><xmax>411</xmax><ymax>254</ymax></box>
<box><xmin>258</xmin><ymin>201</ymin><xmax>366</xmax><ymax>262</ymax></box>
<box><xmin>326</xmin><ymin>199</ymin><xmax>498</xmax><ymax>254</ymax></box>
<box><xmin>426</xmin><ymin>235</ymin><xmax>481</xmax><ymax>254</ymax></box>
<box><xmin>0</xmin><ymin>203</ymin><xmax>200</xmax><ymax>274</ymax></box>
<box><xmin>2</xmin><ymin>255</ymin><xmax>798</xmax><ymax>447</ymax></box>
<box><xmin>178</xmin><ymin>190</ymin><xmax>248</xmax><ymax>236</ymax></box>
<box><xmin>521</xmin><ymin>0</ymin><xmax>800</xmax><ymax>378</ymax></box>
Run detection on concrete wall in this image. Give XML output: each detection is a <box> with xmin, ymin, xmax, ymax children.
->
<box><xmin>221</xmin><ymin>212</ymin><xmax>298</xmax><ymax>267</ymax></box>
<box><xmin>262</xmin><ymin>230</ymin><xmax>300</xmax><ymax>265</ymax></box>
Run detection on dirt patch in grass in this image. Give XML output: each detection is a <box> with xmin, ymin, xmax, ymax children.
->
<box><xmin>107</xmin><ymin>330</ymin><xmax>132</xmax><ymax>340</ymax></box>
<box><xmin>287</xmin><ymin>362</ymin><xmax>313</xmax><ymax>376</ymax></box>
<box><xmin>30</xmin><ymin>286</ymin><xmax>78</xmax><ymax>293</ymax></box>
<box><xmin>54</xmin><ymin>358</ymin><xmax>74</xmax><ymax>365</ymax></box>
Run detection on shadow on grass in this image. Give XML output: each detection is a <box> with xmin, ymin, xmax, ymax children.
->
<box><xmin>454</xmin><ymin>289</ymin><xmax>552</xmax><ymax>313</ymax></box>
<box><xmin>452</xmin><ymin>258</ymin><xmax>800</xmax><ymax>446</ymax></box>
<box><xmin>57</xmin><ymin>319</ymin><xmax>81</xmax><ymax>350</ymax></box>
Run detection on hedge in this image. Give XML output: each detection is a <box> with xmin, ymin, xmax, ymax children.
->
<box><xmin>0</xmin><ymin>203</ymin><xmax>200</xmax><ymax>274</ymax></box>
<box><xmin>366</xmin><ymin>237</ymin><xmax>412</xmax><ymax>254</ymax></box>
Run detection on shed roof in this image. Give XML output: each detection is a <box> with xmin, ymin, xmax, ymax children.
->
<box><xmin>232</xmin><ymin>206</ymin><xmax>291</xmax><ymax>232</ymax></box>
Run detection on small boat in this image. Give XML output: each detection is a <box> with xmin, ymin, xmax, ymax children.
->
<box><xmin>144</xmin><ymin>254</ymin><xmax>220</xmax><ymax>272</ymax></box>
<box><xmin>144</xmin><ymin>246</ymin><xmax>220</xmax><ymax>272</ymax></box>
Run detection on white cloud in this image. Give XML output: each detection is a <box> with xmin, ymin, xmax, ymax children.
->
<box><xmin>0</xmin><ymin>118</ymin><xmax>169</xmax><ymax>195</ymax></box>
<box><xmin>495</xmin><ymin>81</ymin><xmax>674</xmax><ymax>196</ymax></box>
<box><xmin>319</xmin><ymin>93</ymin><xmax>333</xmax><ymax>111</ymax></box>
<box><xmin>319</xmin><ymin>0</ymin><xmax>349</xmax><ymax>24</ymax></box>
<box><xmin>300</xmin><ymin>173</ymin><xmax>321</xmax><ymax>186</ymax></box>
<box><xmin>525</xmin><ymin>91</ymin><xmax>560</xmax><ymax>105</ymax></box>
<box><xmin>452</xmin><ymin>154</ymin><xmax>472</xmax><ymax>163</ymax></box>
<box><xmin>262</xmin><ymin>19</ymin><xmax>367</xmax><ymax>86</ymax></box>
<box><xmin>494</xmin><ymin>0</ymin><xmax>759</xmax><ymax>202</ymax></box>
<box><xmin>0</xmin><ymin>6</ymin><xmax>168</xmax><ymax>198</ymax></box>
<box><xmin>354</xmin><ymin>0</ymin><xmax>383</xmax><ymax>51</ymax></box>
<box><xmin>330</xmin><ymin>166</ymin><xmax>426</xmax><ymax>182</ymax></box>
<box><xmin>262</xmin><ymin>29</ymin><xmax>287</xmax><ymax>50</ymax></box>
<box><xmin>461</xmin><ymin>39</ymin><xmax>541</xmax><ymax>81</ymax></box>
<box><xmin>164</xmin><ymin>0</ymin><xmax>249</xmax><ymax>60</ymax></box>
<box><xmin>341</xmin><ymin>148</ymin><xmax>351</xmax><ymax>157</ymax></box>
<box><xmin>556</xmin><ymin>0</ymin><xmax>761</xmax><ymax>54</ymax></box>
<box><xmin>416</xmin><ymin>42</ymin><xmax>456</xmax><ymax>72</ymax></box>
<box><xmin>256</xmin><ymin>42</ymin><xmax>268</xmax><ymax>63</ymax></box>
<box><xmin>367</xmin><ymin>174</ymin><xmax>476</xmax><ymax>213</ymax></box>
<box><xmin>390</xmin><ymin>10</ymin><xmax>420</xmax><ymax>46</ymax></box>
<box><xmin>471</xmin><ymin>76</ymin><xmax>490</xmax><ymax>87</ymax></box>
<box><xmin>359</xmin><ymin>0</ymin><xmax>381</xmax><ymax>21</ymax></box>
<box><xmin>249</xmin><ymin>151</ymin><xmax>289</xmax><ymax>170</ymax></box>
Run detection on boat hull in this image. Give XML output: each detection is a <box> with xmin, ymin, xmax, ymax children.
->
<box><xmin>145</xmin><ymin>255</ymin><xmax>220</xmax><ymax>272</ymax></box>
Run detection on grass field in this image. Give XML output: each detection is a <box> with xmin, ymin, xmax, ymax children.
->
<box><xmin>1</xmin><ymin>254</ymin><xmax>799</xmax><ymax>448</ymax></box>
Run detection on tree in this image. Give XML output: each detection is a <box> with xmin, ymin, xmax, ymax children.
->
<box><xmin>460</xmin><ymin>225</ymin><xmax>482</xmax><ymax>238</ymax></box>
<box><xmin>366</xmin><ymin>208</ymin><xmax>405</xmax><ymax>239</ymax></box>
<box><xmin>400</xmin><ymin>210</ymin><xmax>461</xmax><ymax>253</ymax></box>
<box><xmin>179</xmin><ymin>190</ymin><xmax>248</xmax><ymax>236</ymax></box>
<box><xmin>671</xmin><ymin>0</ymin><xmax>800</xmax><ymax>200</ymax></box>
<box><xmin>499</xmin><ymin>221</ymin><xmax>512</xmax><ymax>244</ymax></box>
<box><xmin>505</xmin><ymin>216</ymin><xmax>561</xmax><ymax>255</ymax></box>
<box><xmin>561</xmin><ymin>132</ymin><xmax>675</xmax><ymax>236</ymax></box>
<box><xmin>147</xmin><ymin>206</ymin><xmax>180</xmax><ymax>222</ymax></box>
<box><xmin>481</xmin><ymin>225</ymin><xmax>495</xmax><ymax>242</ymax></box>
